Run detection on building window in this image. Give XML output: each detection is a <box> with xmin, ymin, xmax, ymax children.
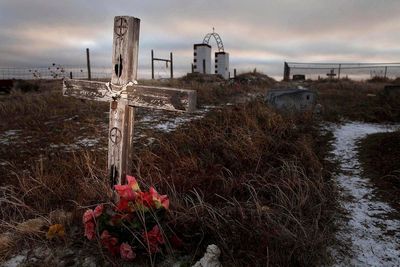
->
<box><xmin>194</xmin><ymin>59</ymin><xmax>197</xmax><ymax>63</ymax></box>
<box><xmin>215</xmin><ymin>65</ymin><xmax>218</xmax><ymax>69</ymax></box>
<box><xmin>194</xmin><ymin>65</ymin><xmax>197</xmax><ymax>69</ymax></box>
<box><xmin>215</xmin><ymin>70</ymin><xmax>218</xmax><ymax>73</ymax></box>
<box><xmin>194</xmin><ymin>52</ymin><xmax>197</xmax><ymax>56</ymax></box>
<box><xmin>306</xmin><ymin>95</ymin><xmax>310</xmax><ymax>100</ymax></box>
<box><xmin>215</xmin><ymin>59</ymin><xmax>218</xmax><ymax>63</ymax></box>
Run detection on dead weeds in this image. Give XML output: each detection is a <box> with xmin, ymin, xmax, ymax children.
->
<box><xmin>0</xmin><ymin>79</ymin><xmax>337</xmax><ymax>266</ymax></box>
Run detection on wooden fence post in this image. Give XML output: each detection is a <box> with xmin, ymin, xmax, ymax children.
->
<box><xmin>86</xmin><ymin>48</ymin><xmax>91</xmax><ymax>80</ymax></box>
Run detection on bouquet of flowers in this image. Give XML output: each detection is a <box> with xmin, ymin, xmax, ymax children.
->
<box><xmin>82</xmin><ymin>175</ymin><xmax>182</xmax><ymax>261</ymax></box>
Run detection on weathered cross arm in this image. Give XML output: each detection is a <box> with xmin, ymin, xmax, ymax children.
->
<box><xmin>63</xmin><ymin>79</ymin><xmax>197</xmax><ymax>112</ymax></box>
<box><xmin>62</xmin><ymin>15</ymin><xmax>198</xmax><ymax>188</ymax></box>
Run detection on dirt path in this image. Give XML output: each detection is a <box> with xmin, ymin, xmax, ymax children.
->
<box><xmin>330</xmin><ymin>122</ymin><xmax>400</xmax><ymax>266</ymax></box>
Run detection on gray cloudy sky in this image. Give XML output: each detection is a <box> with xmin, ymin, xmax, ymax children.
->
<box><xmin>1</xmin><ymin>0</ymin><xmax>399</xmax><ymax>79</ymax></box>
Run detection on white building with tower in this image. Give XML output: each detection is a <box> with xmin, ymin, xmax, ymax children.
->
<box><xmin>215</xmin><ymin>52</ymin><xmax>229</xmax><ymax>79</ymax></box>
<box><xmin>193</xmin><ymin>43</ymin><xmax>211</xmax><ymax>74</ymax></box>
<box><xmin>192</xmin><ymin>29</ymin><xmax>230</xmax><ymax>79</ymax></box>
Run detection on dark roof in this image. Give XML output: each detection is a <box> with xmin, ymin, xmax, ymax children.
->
<box><xmin>267</xmin><ymin>88</ymin><xmax>314</xmax><ymax>98</ymax></box>
<box><xmin>194</xmin><ymin>43</ymin><xmax>212</xmax><ymax>49</ymax></box>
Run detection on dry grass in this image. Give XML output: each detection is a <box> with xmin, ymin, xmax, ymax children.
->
<box><xmin>311</xmin><ymin>80</ymin><xmax>400</xmax><ymax>122</ymax></box>
<box><xmin>0</xmin><ymin>77</ymin><xmax>336</xmax><ymax>266</ymax></box>
<box><xmin>358</xmin><ymin>131</ymin><xmax>400</xmax><ymax>211</ymax></box>
<box><xmin>133</xmin><ymin>101</ymin><xmax>336</xmax><ymax>266</ymax></box>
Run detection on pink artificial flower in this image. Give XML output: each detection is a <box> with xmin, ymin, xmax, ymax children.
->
<box><xmin>94</xmin><ymin>204</ymin><xmax>104</xmax><ymax>217</ymax></box>
<box><xmin>114</xmin><ymin>184</ymin><xmax>136</xmax><ymax>200</ymax></box>
<box><xmin>120</xmin><ymin>242</ymin><xmax>136</xmax><ymax>261</ymax></box>
<box><xmin>83</xmin><ymin>209</ymin><xmax>95</xmax><ymax>223</ymax></box>
<box><xmin>84</xmin><ymin>221</ymin><xmax>95</xmax><ymax>240</ymax></box>
<box><xmin>101</xmin><ymin>230</ymin><xmax>119</xmax><ymax>256</ymax></box>
<box><xmin>100</xmin><ymin>230</ymin><xmax>111</xmax><ymax>240</ymax></box>
<box><xmin>114</xmin><ymin>175</ymin><xmax>141</xmax><ymax>200</ymax></box>
<box><xmin>149</xmin><ymin>225</ymin><xmax>164</xmax><ymax>244</ymax></box>
<box><xmin>149</xmin><ymin>187</ymin><xmax>169</xmax><ymax>209</ymax></box>
<box><xmin>159</xmin><ymin>194</ymin><xmax>170</xmax><ymax>210</ymax></box>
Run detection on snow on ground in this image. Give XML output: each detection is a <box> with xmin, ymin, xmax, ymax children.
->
<box><xmin>138</xmin><ymin>105</ymin><xmax>214</xmax><ymax>133</ymax></box>
<box><xmin>330</xmin><ymin>122</ymin><xmax>400</xmax><ymax>267</ymax></box>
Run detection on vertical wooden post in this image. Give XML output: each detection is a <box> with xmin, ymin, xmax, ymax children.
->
<box><xmin>384</xmin><ymin>66</ymin><xmax>388</xmax><ymax>78</ymax></box>
<box><xmin>338</xmin><ymin>64</ymin><xmax>341</xmax><ymax>80</ymax></box>
<box><xmin>69</xmin><ymin>71</ymin><xmax>73</xmax><ymax>79</ymax></box>
<box><xmin>170</xmin><ymin>52</ymin><xmax>173</xmax><ymax>79</ymax></box>
<box><xmin>86</xmin><ymin>48</ymin><xmax>91</xmax><ymax>80</ymax></box>
<box><xmin>151</xmin><ymin>49</ymin><xmax>154</xmax><ymax>80</ymax></box>
<box><xmin>108</xmin><ymin>16</ymin><xmax>140</xmax><ymax>186</ymax></box>
<box><xmin>234</xmin><ymin>68</ymin><xmax>237</xmax><ymax>78</ymax></box>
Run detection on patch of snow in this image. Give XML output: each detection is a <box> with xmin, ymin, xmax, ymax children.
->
<box><xmin>330</xmin><ymin>122</ymin><xmax>400</xmax><ymax>266</ymax></box>
<box><xmin>2</xmin><ymin>252</ymin><xmax>27</xmax><ymax>267</ymax></box>
<box><xmin>0</xmin><ymin>130</ymin><xmax>21</xmax><ymax>145</ymax></box>
<box><xmin>75</xmin><ymin>138</ymin><xmax>99</xmax><ymax>147</ymax></box>
<box><xmin>138</xmin><ymin>106</ymin><xmax>214</xmax><ymax>133</ymax></box>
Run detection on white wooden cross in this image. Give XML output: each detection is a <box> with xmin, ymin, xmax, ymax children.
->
<box><xmin>63</xmin><ymin>16</ymin><xmax>196</xmax><ymax>187</ymax></box>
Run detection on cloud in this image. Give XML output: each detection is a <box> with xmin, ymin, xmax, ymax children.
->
<box><xmin>1</xmin><ymin>0</ymin><xmax>400</xmax><ymax>79</ymax></box>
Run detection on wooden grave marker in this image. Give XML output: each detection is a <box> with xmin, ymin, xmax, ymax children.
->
<box><xmin>326</xmin><ymin>69</ymin><xmax>337</xmax><ymax>79</ymax></box>
<box><xmin>63</xmin><ymin>16</ymin><xmax>197</xmax><ymax>187</ymax></box>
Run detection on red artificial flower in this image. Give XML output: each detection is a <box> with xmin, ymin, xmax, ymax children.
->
<box><xmin>84</xmin><ymin>221</ymin><xmax>95</xmax><ymax>240</ymax></box>
<box><xmin>94</xmin><ymin>204</ymin><xmax>104</xmax><ymax>217</ymax></box>
<box><xmin>83</xmin><ymin>209</ymin><xmax>95</xmax><ymax>223</ymax></box>
<box><xmin>116</xmin><ymin>198</ymin><xmax>130</xmax><ymax>212</ymax></box>
<box><xmin>137</xmin><ymin>191</ymin><xmax>155</xmax><ymax>209</ymax></box>
<box><xmin>101</xmin><ymin>230</ymin><xmax>119</xmax><ymax>256</ymax></box>
<box><xmin>120</xmin><ymin>242</ymin><xmax>136</xmax><ymax>261</ymax></box>
<box><xmin>142</xmin><ymin>225</ymin><xmax>164</xmax><ymax>254</ymax></box>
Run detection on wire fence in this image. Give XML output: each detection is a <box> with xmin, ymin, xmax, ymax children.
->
<box><xmin>284</xmin><ymin>62</ymin><xmax>400</xmax><ymax>80</ymax></box>
<box><xmin>0</xmin><ymin>64</ymin><xmax>112</xmax><ymax>80</ymax></box>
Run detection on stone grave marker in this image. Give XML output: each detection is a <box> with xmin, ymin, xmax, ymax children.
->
<box><xmin>63</xmin><ymin>16</ymin><xmax>197</xmax><ymax>187</ymax></box>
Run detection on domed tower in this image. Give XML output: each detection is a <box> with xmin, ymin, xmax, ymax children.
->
<box><xmin>192</xmin><ymin>29</ymin><xmax>229</xmax><ymax>79</ymax></box>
